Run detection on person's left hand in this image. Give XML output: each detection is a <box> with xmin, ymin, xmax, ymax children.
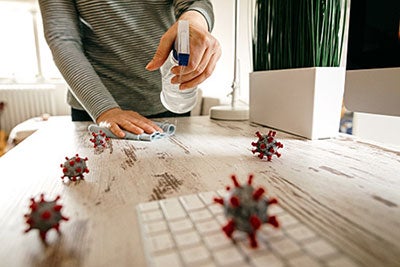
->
<box><xmin>146</xmin><ymin>11</ymin><xmax>221</xmax><ymax>90</ymax></box>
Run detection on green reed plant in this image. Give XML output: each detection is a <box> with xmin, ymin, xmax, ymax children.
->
<box><xmin>252</xmin><ymin>0</ymin><xmax>348</xmax><ymax>71</ymax></box>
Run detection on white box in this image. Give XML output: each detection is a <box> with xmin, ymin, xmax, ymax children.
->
<box><xmin>249</xmin><ymin>67</ymin><xmax>345</xmax><ymax>139</ymax></box>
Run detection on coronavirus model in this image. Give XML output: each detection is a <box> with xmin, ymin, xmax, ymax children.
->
<box><xmin>90</xmin><ymin>130</ymin><xmax>110</xmax><ymax>148</ymax></box>
<box><xmin>60</xmin><ymin>154</ymin><xmax>89</xmax><ymax>181</ymax></box>
<box><xmin>24</xmin><ymin>194</ymin><xmax>69</xmax><ymax>242</ymax></box>
<box><xmin>251</xmin><ymin>131</ymin><xmax>283</xmax><ymax>161</ymax></box>
<box><xmin>214</xmin><ymin>174</ymin><xmax>279</xmax><ymax>248</ymax></box>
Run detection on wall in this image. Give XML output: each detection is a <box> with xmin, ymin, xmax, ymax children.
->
<box><xmin>202</xmin><ymin>0</ymin><xmax>252</xmax><ymax>104</ymax></box>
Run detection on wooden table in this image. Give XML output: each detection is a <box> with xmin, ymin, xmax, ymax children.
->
<box><xmin>0</xmin><ymin>116</ymin><xmax>399</xmax><ymax>267</ymax></box>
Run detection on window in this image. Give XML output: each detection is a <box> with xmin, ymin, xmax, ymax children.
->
<box><xmin>0</xmin><ymin>1</ymin><xmax>61</xmax><ymax>82</ymax></box>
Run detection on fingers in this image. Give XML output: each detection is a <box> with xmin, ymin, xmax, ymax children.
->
<box><xmin>146</xmin><ymin>24</ymin><xmax>177</xmax><ymax>71</ymax></box>
<box><xmin>170</xmin><ymin>25</ymin><xmax>221</xmax><ymax>89</ymax></box>
<box><xmin>96</xmin><ymin>108</ymin><xmax>163</xmax><ymax>138</ymax></box>
<box><xmin>172</xmin><ymin>43</ymin><xmax>221</xmax><ymax>89</ymax></box>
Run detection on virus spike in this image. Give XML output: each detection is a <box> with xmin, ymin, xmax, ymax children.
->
<box><xmin>249</xmin><ymin>215</ymin><xmax>262</xmax><ymax>230</ymax></box>
<box><xmin>255</xmin><ymin>131</ymin><xmax>263</xmax><ymax>139</ymax></box>
<box><xmin>268</xmin><ymin>215</ymin><xmax>279</xmax><ymax>228</ymax></box>
<box><xmin>230</xmin><ymin>196</ymin><xmax>240</xmax><ymax>207</ymax></box>
<box><xmin>39</xmin><ymin>231</ymin><xmax>47</xmax><ymax>241</ymax></box>
<box><xmin>248</xmin><ymin>232</ymin><xmax>258</xmax><ymax>248</ymax></box>
<box><xmin>253</xmin><ymin>188</ymin><xmax>265</xmax><ymax>200</ymax></box>
<box><xmin>222</xmin><ymin>220</ymin><xmax>235</xmax><ymax>237</ymax></box>
<box><xmin>267</xmin><ymin>197</ymin><xmax>278</xmax><ymax>205</ymax></box>
<box><xmin>75</xmin><ymin>157</ymin><xmax>81</xmax><ymax>163</ymax></box>
<box><xmin>214</xmin><ymin>197</ymin><xmax>224</xmax><ymax>205</ymax></box>
<box><xmin>61</xmin><ymin>216</ymin><xmax>69</xmax><ymax>221</ymax></box>
<box><xmin>230</xmin><ymin>174</ymin><xmax>241</xmax><ymax>187</ymax></box>
<box><xmin>53</xmin><ymin>223</ymin><xmax>60</xmax><ymax>232</ymax></box>
<box><xmin>53</xmin><ymin>205</ymin><xmax>63</xmax><ymax>212</ymax></box>
<box><xmin>275</xmin><ymin>152</ymin><xmax>281</xmax><ymax>158</ymax></box>
<box><xmin>247</xmin><ymin>174</ymin><xmax>254</xmax><ymax>185</ymax></box>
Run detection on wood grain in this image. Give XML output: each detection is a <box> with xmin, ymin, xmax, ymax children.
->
<box><xmin>0</xmin><ymin>116</ymin><xmax>399</xmax><ymax>267</ymax></box>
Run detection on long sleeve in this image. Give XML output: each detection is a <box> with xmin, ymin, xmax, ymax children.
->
<box><xmin>38</xmin><ymin>0</ymin><xmax>119</xmax><ymax>121</ymax></box>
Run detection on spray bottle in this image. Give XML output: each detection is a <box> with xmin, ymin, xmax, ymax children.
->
<box><xmin>160</xmin><ymin>20</ymin><xmax>198</xmax><ymax>114</ymax></box>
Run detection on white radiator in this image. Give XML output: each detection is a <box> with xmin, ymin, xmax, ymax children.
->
<box><xmin>0</xmin><ymin>84</ymin><xmax>57</xmax><ymax>134</ymax></box>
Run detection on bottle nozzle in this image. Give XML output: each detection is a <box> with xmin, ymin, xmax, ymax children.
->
<box><xmin>174</xmin><ymin>20</ymin><xmax>190</xmax><ymax>66</ymax></box>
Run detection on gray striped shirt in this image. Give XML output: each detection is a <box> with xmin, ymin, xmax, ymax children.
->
<box><xmin>39</xmin><ymin>0</ymin><xmax>214</xmax><ymax>120</ymax></box>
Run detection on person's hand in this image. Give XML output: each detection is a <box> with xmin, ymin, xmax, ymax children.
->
<box><xmin>146</xmin><ymin>11</ymin><xmax>221</xmax><ymax>90</ymax></box>
<box><xmin>96</xmin><ymin>108</ymin><xmax>163</xmax><ymax>138</ymax></box>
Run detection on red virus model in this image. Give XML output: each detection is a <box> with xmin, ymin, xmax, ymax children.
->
<box><xmin>214</xmin><ymin>174</ymin><xmax>279</xmax><ymax>248</ymax></box>
<box><xmin>251</xmin><ymin>131</ymin><xmax>283</xmax><ymax>161</ymax></box>
<box><xmin>60</xmin><ymin>154</ymin><xmax>89</xmax><ymax>181</ymax></box>
<box><xmin>24</xmin><ymin>194</ymin><xmax>69</xmax><ymax>242</ymax></box>
<box><xmin>90</xmin><ymin>130</ymin><xmax>110</xmax><ymax>148</ymax></box>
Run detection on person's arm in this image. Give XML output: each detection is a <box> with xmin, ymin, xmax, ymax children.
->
<box><xmin>146</xmin><ymin>0</ymin><xmax>222</xmax><ymax>90</ymax></box>
<box><xmin>38</xmin><ymin>0</ymin><xmax>117</xmax><ymax>121</ymax></box>
<box><xmin>39</xmin><ymin>0</ymin><xmax>161</xmax><ymax>137</ymax></box>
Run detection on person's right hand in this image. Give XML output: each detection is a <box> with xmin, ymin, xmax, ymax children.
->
<box><xmin>96</xmin><ymin>108</ymin><xmax>163</xmax><ymax>138</ymax></box>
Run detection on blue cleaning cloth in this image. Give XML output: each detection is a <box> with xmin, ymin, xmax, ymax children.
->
<box><xmin>88</xmin><ymin>121</ymin><xmax>176</xmax><ymax>141</ymax></box>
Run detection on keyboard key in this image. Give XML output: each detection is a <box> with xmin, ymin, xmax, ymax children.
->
<box><xmin>180</xmin><ymin>194</ymin><xmax>205</xmax><ymax>211</ymax></box>
<box><xmin>288</xmin><ymin>254</ymin><xmax>322</xmax><ymax>267</ymax></box>
<box><xmin>304</xmin><ymin>239</ymin><xmax>338</xmax><ymax>259</ymax></box>
<box><xmin>252</xmin><ymin>252</ymin><xmax>284</xmax><ymax>267</ymax></box>
<box><xmin>285</xmin><ymin>224</ymin><xmax>316</xmax><ymax>242</ymax></box>
<box><xmin>152</xmin><ymin>252</ymin><xmax>182</xmax><ymax>267</ymax></box>
<box><xmin>326</xmin><ymin>256</ymin><xmax>359</xmax><ymax>267</ymax></box>
<box><xmin>144</xmin><ymin>221</ymin><xmax>168</xmax><ymax>235</ymax></box>
<box><xmin>278</xmin><ymin>213</ymin><xmax>299</xmax><ymax>229</ymax></box>
<box><xmin>268</xmin><ymin>204</ymin><xmax>285</xmax><ymax>215</ymax></box>
<box><xmin>160</xmin><ymin>198</ymin><xmax>186</xmax><ymax>220</ymax></box>
<box><xmin>141</xmin><ymin>209</ymin><xmax>163</xmax><ymax>222</ymax></box>
<box><xmin>196</xmin><ymin>220</ymin><xmax>221</xmax><ymax>234</ymax></box>
<box><xmin>148</xmin><ymin>233</ymin><xmax>175</xmax><ymax>253</ymax></box>
<box><xmin>208</xmin><ymin>204</ymin><xmax>224</xmax><ymax>215</ymax></box>
<box><xmin>174</xmin><ymin>231</ymin><xmax>201</xmax><ymax>247</ymax></box>
<box><xmin>269</xmin><ymin>237</ymin><xmax>301</xmax><ymax>257</ymax></box>
<box><xmin>213</xmin><ymin>247</ymin><xmax>246</xmax><ymax>266</ymax></box>
<box><xmin>203</xmin><ymin>232</ymin><xmax>232</xmax><ymax>249</ymax></box>
<box><xmin>188</xmin><ymin>209</ymin><xmax>212</xmax><ymax>222</ymax></box>
<box><xmin>259</xmin><ymin>224</ymin><xmax>285</xmax><ymax>240</ymax></box>
<box><xmin>169</xmin><ymin>218</ymin><xmax>193</xmax><ymax>233</ymax></box>
<box><xmin>180</xmin><ymin>245</ymin><xmax>211</xmax><ymax>265</ymax></box>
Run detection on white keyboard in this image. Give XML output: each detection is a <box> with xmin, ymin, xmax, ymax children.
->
<box><xmin>136</xmin><ymin>191</ymin><xmax>359</xmax><ymax>267</ymax></box>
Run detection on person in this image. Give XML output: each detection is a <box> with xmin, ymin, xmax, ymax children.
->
<box><xmin>38</xmin><ymin>0</ymin><xmax>221</xmax><ymax>138</ymax></box>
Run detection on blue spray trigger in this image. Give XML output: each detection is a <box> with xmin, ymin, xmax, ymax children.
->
<box><xmin>173</xmin><ymin>49</ymin><xmax>190</xmax><ymax>66</ymax></box>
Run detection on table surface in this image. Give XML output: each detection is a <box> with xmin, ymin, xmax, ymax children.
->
<box><xmin>0</xmin><ymin>116</ymin><xmax>399</xmax><ymax>267</ymax></box>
